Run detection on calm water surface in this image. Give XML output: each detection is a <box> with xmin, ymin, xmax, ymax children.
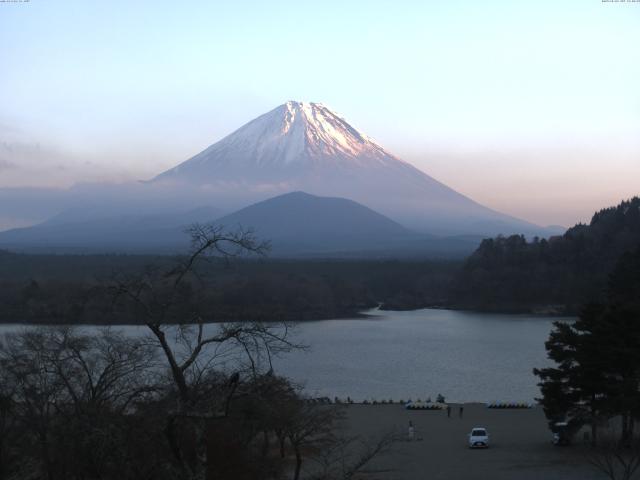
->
<box><xmin>273</xmin><ymin>308</ymin><xmax>566</xmax><ymax>403</ymax></box>
<box><xmin>0</xmin><ymin>308</ymin><xmax>568</xmax><ymax>403</ymax></box>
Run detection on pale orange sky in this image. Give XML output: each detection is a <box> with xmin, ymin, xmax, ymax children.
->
<box><xmin>1</xmin><ymin>0</ymin><xmax>638</xmax><ymax>228</ymax></box>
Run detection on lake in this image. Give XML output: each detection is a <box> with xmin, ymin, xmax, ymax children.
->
<box><xmin>0</xmin><ymin>308</ymin><xmax>567</xmax><ymax>403</ymax></box>
<box><xmin>273</xmin><ymin>308</ymin><xmax>565</xmax><ymax>403</ymax></box>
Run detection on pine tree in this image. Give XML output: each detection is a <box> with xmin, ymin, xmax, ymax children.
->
<box><xmin>534</xmin><ymin>246</ymin><xmax>640</xmax><ymax>445</ymax></box>
<box><xmin>534</xmin><ymin>303</ymin><xmax>611</xmax><ymax>444</ymax></box>
<box><xmin>602</xmin><ymin>247</ymin><xmax>640</xmax><ymax>445</ymax></box>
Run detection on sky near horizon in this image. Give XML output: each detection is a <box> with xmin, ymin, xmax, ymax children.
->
<box><xmin>1</xmin><ymin>0</ymin><xmax>639</xmax><ymax>227</ymax></box>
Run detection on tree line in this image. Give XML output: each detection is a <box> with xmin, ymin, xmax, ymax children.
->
<box><xmin>0</xmin><ymin>249</ymin><xmax>459</xmax><ymax>324</ymax></box>
<box><xmin>452</xmin><ymin>197</ymin><xmax>640</xmax><ymax>313</ymax></box>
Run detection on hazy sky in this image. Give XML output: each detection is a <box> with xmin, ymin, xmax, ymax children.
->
<box><xmin>1</xmin><ymin>0</ymin><xmax>639</xmax><ymax>226</ymax></box>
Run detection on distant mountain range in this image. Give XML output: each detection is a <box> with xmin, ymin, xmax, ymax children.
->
<box><xmin>0</xmin><ymin>192</ymin><xmax>480</xmax><ymax>257</ymax></box>
<box><xmin>0</xmin><ymin>101</ymin><xmax>565</xmax><ymax>256</ymax></box>
<box><xmin>0</xmin><ymin>206</ymin><xmax>220</xmax><ymax>254</ymax></box>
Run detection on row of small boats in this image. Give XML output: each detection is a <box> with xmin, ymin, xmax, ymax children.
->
<box><xmin>405</xmin><ymin>401</ymin><xmax>534</xmax><ymax>410</ymax></box>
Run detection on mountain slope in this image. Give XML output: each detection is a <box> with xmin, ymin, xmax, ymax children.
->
<box><xmin>215</xmin><ymin>191</ymin><xmax>477</xmax><ymax>257</ymax></box>
<box><xmin>153</xmin><ymin>101</ymin><xmax>547</xmax><ymax>236</ymax></box>
<box><xmin>217</xmin><ymin>191</ymin><xmax>412</xmax><ymax>254</ymax></box>
<box><xmin>0</xmin><ymin>207</ymin><xmax>221</xmax><ymax>253</ymax></box>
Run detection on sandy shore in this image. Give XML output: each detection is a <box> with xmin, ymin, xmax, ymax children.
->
<box><xmin>339</xmin><ymin>403</ymin><xmax>603</xmax><ymax>480</ymax></box>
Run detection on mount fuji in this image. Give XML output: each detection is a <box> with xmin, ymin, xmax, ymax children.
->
<box><xmin>153</xmin><ymin>101</ymin><xmax>546</xmax><ymax>236</ymax></box>
<box><xmin>0</xmin><ymin>101</ymin><xmax>561</xmax><ymax>255</ymax></box>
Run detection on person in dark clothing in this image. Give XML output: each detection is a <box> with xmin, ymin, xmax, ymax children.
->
<box><xmin>446</xmin><ymin>405</ymin><xmax>451</xmax><ymax>418</ymax></box>
<box><xmin>459</xmin><ymin>406</ymin><xmax>464</xmax><ymax>418</ymax></box>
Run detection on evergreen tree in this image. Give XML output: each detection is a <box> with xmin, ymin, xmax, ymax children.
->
<box><xmin>603</xmin><ymin>246</ymin><xmax>640</xmax><ymax>445</ymax></box>
<box><xmin>534</xmin><ymin>303</ymin><xmax>611</xmax><ymax>444</ymax></box>
<box><xmin>534</xmin><ymin>246</ymin><xmax>640</xmax><ymax>445</ymax></box>
<box><xmin>456</xmin><ymin>197</ymin><xmax>640</xmax><ymax>313</ymax></box>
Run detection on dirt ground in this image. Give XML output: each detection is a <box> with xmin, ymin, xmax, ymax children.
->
<box><xmin>339</xmin><ymin>403</ymin><xmax>604</xmax><ymax>480</ymax></box>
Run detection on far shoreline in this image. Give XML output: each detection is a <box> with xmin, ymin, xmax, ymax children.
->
<box><xmin>0</xmin><ymin>305</ymin><xmax>575</xmax><ymax>327</ymax></box>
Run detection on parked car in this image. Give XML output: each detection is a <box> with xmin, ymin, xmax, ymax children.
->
<box><xmin>468</xmin><ymin>427</ymin><xmax>490</xmax><ymax>448</ymax></box>
<box><xmin>552</xmin><ymin>422</ymin><xmax>570</xmax><ymax>446</ymax></box>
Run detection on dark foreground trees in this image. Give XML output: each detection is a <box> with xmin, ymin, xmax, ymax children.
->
<box><xmin>0</xmin><ymin>225</ymin><xmax>393</xmax><ymax>480</ymax></box>
<box><xmin>0</xmin><ymin>327</ymin><xmax>391</xmax><ymax>480</ymax></box>
<box><xmin>535</xmin><ymin>246</ymin><xmax>640</xmax><ymax>448</ymax></box>
<box><xmin>0</xmin><ymin>327</ymin><xmax>161</xmax><ymax>480</ymax></box>
<box><xmin>587</xmin><ymin>429</ymin><xmax>640</xmax><ymax>480</ymax></box>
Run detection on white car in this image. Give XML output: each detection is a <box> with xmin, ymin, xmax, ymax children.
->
<box><xmin>468</xmin><ymin>427</ymin><xmax>490</xmax><ymax>448</ymax></box>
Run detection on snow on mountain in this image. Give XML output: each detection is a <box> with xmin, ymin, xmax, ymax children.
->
<box><xmin>155</xmin><ymin>101</ymin><xmax>401</xmax><ymax>177</ymax></box>
<box><xmin>153</xmin><ymin>101</ymin><xmax>546</xmax><ymax>236</ymax></box>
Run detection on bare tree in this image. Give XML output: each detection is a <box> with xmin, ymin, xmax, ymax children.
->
<box><xmin>587</xmin><ymin>429</ymin><xmax>640</xmax><ymax>480</ymax></box>
<box><xmin>308</xmin><ymin>432</ymin><xmax>398</xmax><ymax>480</ymax></box>
<box><xmin>110</xmin><ymin>224</ymin><xmax>298</xmax><ymax>401</ymax></box>
<box><xmin>109</xmin><ymin>224</ymin><xmax>300</xmax><ymax>477</ymax></box>
<box><xmin>0</xmin><ymin>327</ymin><xmax>159</xmax><ymax>480</ymax></box>
<box><xmin>0</xmin><ymin>349</ymin><xmax>20</xmax><ymax>480</ymax></box>
<box><xmin>284</xmin><ymin>402</ymin><xmax>342</xmax><ymax>480</ymax></box>
<box><xmin>43</xmin><ymin>327</ymin><xmax>158</xmax><ymax>414</ymax></box>
<box><xmin>0</xmin><ymin>329</ymin><xmax>67</xmax><ymax>480</ymax></box>
<box><xmin>277</xmin><ymin>397</ymin><xmax>396</xmax><ymax>480</ymax></box>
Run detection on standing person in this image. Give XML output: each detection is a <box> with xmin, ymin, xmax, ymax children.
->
<box><xmin>446</xmin><ymin>405</ymin><xmax>451</xmax><ymax>418</ymax></box>
<box><xmin>408</xmin><ymin>420</ymin><xmax>415</xmax><ymax>441</ymax></box>
<box><xmin>459</xmin><ymin>405</ymin><xmax>464</xmax><ymax>418</ymax></box>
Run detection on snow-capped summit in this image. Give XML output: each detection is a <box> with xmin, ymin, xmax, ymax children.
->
<box><xmin>268</xmin><ymin>101</ymin><xmax>399</xmax><ymax>167</ymax></box>
<box><xmin>152</xmin><ymin>101</ymin><xmax>545</xmax><ymax>236</ymax></box>
<box><xmin>155</xmin><ymin>101</ymin><xmax>408</xmax><ymax>180</ymax></box>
